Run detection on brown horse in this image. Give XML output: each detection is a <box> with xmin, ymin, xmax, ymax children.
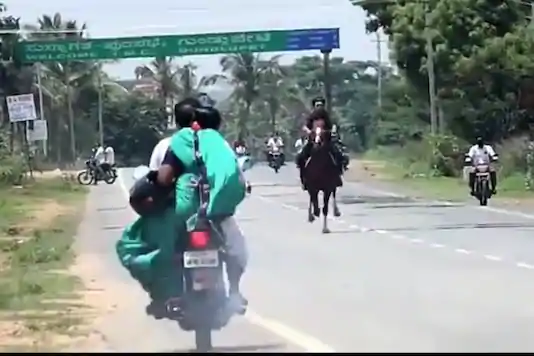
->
<box><xmin>302</xmin><ymin>122</ymin><xmax>342</xmax><ymax>233</ymax></box>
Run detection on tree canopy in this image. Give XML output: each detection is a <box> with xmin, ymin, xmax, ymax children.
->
<box><xmin>2</xmin><ymin>0</ymin><xmax>534</xmax><ymax>182</ymax></box>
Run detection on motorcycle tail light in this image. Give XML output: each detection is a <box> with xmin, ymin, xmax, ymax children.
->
<box><xmin>189</xmin><ymin>230</ymin><xmax>210</xmax><ymax>249</ymax></box>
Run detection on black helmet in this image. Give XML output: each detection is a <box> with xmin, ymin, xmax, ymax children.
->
<box><xmin>197</xmin><ymin>92</ymin><xmax>213</xmax><ymax>108</ymax></box>
<box><xmin>129</xmin><ymin>172</ymin><xmax>173</xmax><ymax>216</ymax></box>
<box><xmin>312</xmin><ymin>96</ymin><xmax>326</xmax><ymax>108</ymax></box>
<box><xmin>476</xmin><ymin>137</ymin><xmax>484</xmax><ymax>147</ymax></box>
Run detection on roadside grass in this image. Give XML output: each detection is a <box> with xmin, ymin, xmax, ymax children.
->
<box><xmin>349</xmin><ymin>146</ymin><xmax>534</xmax><ymax>202</ymax></box>
<box><xmin>0</xmin><ymin>177</ymin><xmax>88</xmax><ymax>352</ymax></box>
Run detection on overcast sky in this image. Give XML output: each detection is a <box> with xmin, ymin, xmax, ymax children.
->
<box><xmin>7</xmin><ymin>0</ymin><xmax>389</xmax><ymax>80</ymax></box>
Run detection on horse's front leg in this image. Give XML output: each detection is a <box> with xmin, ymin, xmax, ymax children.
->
<box><xmin>307</xmin><ymin>191</ymin><xmax>315</xmax><ymax>223</ymax></box>
<box><xmin>332</xmin><ymin>188</ymin><xmax>341</xmax><ymax>217</ymax></box>
<box><xmin>322</xmin><ymin>190</ymin><xmax>332</xmax><ymax>234</ymax></box>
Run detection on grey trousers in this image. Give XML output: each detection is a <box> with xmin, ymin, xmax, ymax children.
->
<box><xmin>217</xmin><ymin>216</ymin><xmax>248</xmax><ymax>269</ymax></box>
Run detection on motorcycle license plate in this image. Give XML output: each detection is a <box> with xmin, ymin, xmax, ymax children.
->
<box><xmin>183</xmin><ymin>250</ymin><xmax>219</xmax><ymax>268</ymax></box>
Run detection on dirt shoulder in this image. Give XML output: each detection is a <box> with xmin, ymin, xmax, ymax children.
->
<box><xmin>0</xmin><ymin>176</ymin><xmax>88</xmax><ymax>352</ymax></box>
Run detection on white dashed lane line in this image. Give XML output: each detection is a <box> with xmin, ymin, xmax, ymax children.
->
<box><xmin>255</xmin><ymin>194</ymin><xmax>534</xmax><ymax>272</ymax></box>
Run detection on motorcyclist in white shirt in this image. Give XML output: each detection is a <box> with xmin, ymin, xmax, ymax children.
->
<box><xmin>465</xmin><ymin>137</ymin><xmax>499</xmax><ymax>195</ymax></box>
<box><xmin>266</xmin><ymin>131</ymin><xmax>285</xmax><ymax>165</ymax></box>
<box><xmin>294</xmin><ymin>134</ymin><xmax>306</xmax><ymax>154</ymax></box>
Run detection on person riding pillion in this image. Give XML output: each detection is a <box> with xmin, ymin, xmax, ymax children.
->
<box><xmin>123</xmin><ymin>97</ymin><xmax>249</xmax><ymax>316</ymax></box>
<box><xmin>233</xmin><ymin>136</ymin><xmax>247</xmax><ymax>156</ymax></box>
<box><xmin>465</xmin><ymin>137</ymin><xmax>498</xmax><ymax>195</ymax></box>
<box><xmin>294</xmin><ymin>134</ymin><xmax>307</xmax><ymax>154</ymax></box>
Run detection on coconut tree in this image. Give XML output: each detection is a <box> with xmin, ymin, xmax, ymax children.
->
<box><xmin>135</xmin><ymin>59</ymin><xmax>212</xmax><ymax>102</ymax></box>
<box><xmin>207</xmin><ymin>53</ymin><xmax>284</xmax><ymax>138</ymax></box>
<box><xmin>25</xmin><ymin>13</ymin><xmax>95</xmax><ymax>162</ymax></box>
<box><xmin>134</xmin><ymin>56</ymin><xmax>181</xmax><ymax>106</ymax></box>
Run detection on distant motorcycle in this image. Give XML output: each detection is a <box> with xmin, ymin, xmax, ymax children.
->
<box><xmin>268</xmin><ymin>146</ymin><xmax>283</xmax><ymax>173</ymax></box>
<box><xmin>77</xmin><ymin>160</ymin><xmax>116</xmax><ymax>185</ymax></box>
<box><xmin>472</xmin><ymin>157</ymin><xmax>492</xmax><ymax>206</ymax></box>
<box><xmin>235</xmin><ymin>147</ymin><xmax>252</xmax><ymax>194</ymax></box>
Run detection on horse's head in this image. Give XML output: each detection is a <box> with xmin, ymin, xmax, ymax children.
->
<box><xmin>309</xmin><ymin>120</ymin><xmax>330</xmax><ymax>149</ymax></box>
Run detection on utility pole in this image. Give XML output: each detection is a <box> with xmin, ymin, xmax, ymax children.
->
<box><xmin>350</xmin><ymin>0</ymin><xmax>439</xmax><ymax>133</ymax></box>
<box><xmin>371</xmin><ymin>31</ymin><xmax>386</xmax><ymax>110</ymax></box>
<box><xmin>425</xmin><ymin>10</ymin><xmax>438</xmax><ymax>135</ymax></box>
<box><xmin>321</xmin><ymin>48</ymin><xmax>333</xmax><ymax>113</ymax></box>
<box><xmin>35</xmin><ymin>64</ymin><xmax>47</xmax><ymax>156</ymax></box>
<box><xmin>97</xmin><ymin>67</ymin><xmax>104</xmax><ymax>147</ymax></box>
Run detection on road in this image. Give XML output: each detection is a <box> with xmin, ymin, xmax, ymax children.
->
<box><xmin>75</xmin><ymin>163</ymin><xmax>534</xmax><ymax>352</ymax></box>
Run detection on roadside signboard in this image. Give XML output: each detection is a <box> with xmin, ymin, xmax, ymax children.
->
<box><xmin>27</xmin><ymin>120</ymin><xmax>48</xmax><ymax>141</ymax></box>
<box><xmin>6</xmin><ymin>94</ymin><xmax>37</xmax><ymax>122</ymax></box>
<box><xmin>16</xmin><ymin>28</ymin><xmax>340</xmax><ymax>62</ymax></box>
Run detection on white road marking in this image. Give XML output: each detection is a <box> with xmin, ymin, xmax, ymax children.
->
<box><xmin>484</xmin><ymin>255</ymin><xmax>502</xmax><ymax>261</ymax></box>
<box><xmin>281</xmin><ymin>203</ymin><xmax>300</xmax><ymax>211</ymax></box>
<box><xmin>429</xmin><ymin>243</ymin><xmax>445</xmax><ymax>248</ymax></box>
<box><xmin>516</xmin><ymin>262</ymin><xmax>534</xmax><ymax>270</ymax></box>
<box><xmin>117</xmin><ymin>169</ymin><xmax>337</xmax><ymax>353</ymax></box>
<box><xmin>353</xmin><ymin>180</ymin><xmax>534</xmax><ymax>220</ymax></box>
<box><xmin>246</xmin><ymin>311</ymin><xmax>335</xmax><ymax>353</ymax></box>
<box><xmin>253</xmin><ymin>185</ymin><xmax>534</xmax><ymax>272</ymax></box>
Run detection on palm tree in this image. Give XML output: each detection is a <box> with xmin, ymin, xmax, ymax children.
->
<box><xmin>135</xmin><ymin>59</ymin><xmax>212</xmax><ymax>102</ymax></box>
<box><xmin>134</xmin><ymin>56</ymin><xmax>180</xmax><ymax>106</ymax></box>
<box><xmin>207</xmin><ymin>53</ymin><xmax>284</xmax><ymax>138</ymax></box>
<box><xmin>25</xmin><ymin>13</ymin><xmax>95</xmax><ymax>163</ymax></box>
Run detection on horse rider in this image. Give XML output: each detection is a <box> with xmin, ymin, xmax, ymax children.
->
<box><xmin>297</xmin><ymin>97</ymin><xmax>347</xmax><ymax>189</ymax></box>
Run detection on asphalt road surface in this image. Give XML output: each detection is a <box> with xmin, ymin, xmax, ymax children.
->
<box><xmin>76</xmin><ymin>163</ymin><xmax>534</xmax><ymax>352</ymax></box>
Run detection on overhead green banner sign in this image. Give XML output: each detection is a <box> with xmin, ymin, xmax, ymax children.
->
<box><xmin>15</xmin><ymin>28</ymin><xmax>340</xmax><ymax>62</ymax></box>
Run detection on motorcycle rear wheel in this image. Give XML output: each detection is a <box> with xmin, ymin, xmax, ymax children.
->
<box><xmin>478</xmin><ymin>180</ymin><xmax>488</xmax><ymax>206</ymax></box>
<box><xmin>194</xmin><ymin>327</ymin><xmax>213</xmax><ymax>352</ymax></box>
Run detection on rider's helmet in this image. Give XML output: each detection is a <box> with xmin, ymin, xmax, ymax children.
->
<box><xmin>197</xmin><ymin>92</ymin><xmax>213</xmax><ymax>108</ymax></box>
<box><xmin>129</xmin><ymin>171</ymin><xmax>173</xmax><ymax>216</ymax></box>
<box><xmin>476</xmin><ymin>137</ymin><xmax>484</xmax><ymax>148</ymax></box>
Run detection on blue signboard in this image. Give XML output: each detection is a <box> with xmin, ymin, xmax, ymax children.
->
<box><xmin>284</xmin><ymin>28</ymin><xmax>340</xmax><ymax>51</ymax></box>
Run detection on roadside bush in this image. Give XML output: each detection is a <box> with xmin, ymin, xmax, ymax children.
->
<box><xmin>426</xmin><ymin>134</ymin><xmax>469</xmax><ymax>177</ymax></box>
<box><xmin>496</xmin><ymin>135</ymin><xmax>528</xmax><ymax>177</ymax></box>
<box><xmin>0</xmin><ymin>131</ymin><xmax>27</xmax><ymax>185</ymax></box>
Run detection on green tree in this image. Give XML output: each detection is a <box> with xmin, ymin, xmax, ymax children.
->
<box><xmin>212</xmin><ymin>53</ymin><xmax>284</xmax><ymax>138</ymax></box>
<box><xmin>134</xmin><ymin>56</ymin><xmax>181</xmax><ymax>105</ymax></box>
<box><xmin>84</xmin><ymin>94</ymin><xmax>167</xmax><ymax>165</ymax></box>
<box><xmin>360</xmin><ymin>0</ymin><xmax>534</xmax><ymax>141</ymax></box>
<box><xmin>26</xmin><ymin>13</ymin><xmax>99</xmax><ymax>162</ymax></box>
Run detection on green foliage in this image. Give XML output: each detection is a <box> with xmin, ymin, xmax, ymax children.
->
<box><xmin>83</xmin><ymin>95</ymin><xmax>167</xmax><ymax>166</ymax></box>
<box><xmin>360</xmin><ymin>0</ymin><xmax>534</xmax><ymax>143</ymax></box>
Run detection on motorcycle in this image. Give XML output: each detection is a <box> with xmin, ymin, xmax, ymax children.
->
<box><xmin>131</xmin><ymin>151</ymin><xmax>253</xmax><ymax>352</ymax></box>
<box><xmin>268</xmin><ymin>146</ymin><xmax>283</xmax><ymax>173</ymax></box>
<box><xmin>473</xmin><ymin>157</ymin><xmax>492</xmax><ymax>206</ymax></box>
<box><xmin>77</xmin><ymin>160</ymin><xmax>117</xmax><ymax>185</ymax></box>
